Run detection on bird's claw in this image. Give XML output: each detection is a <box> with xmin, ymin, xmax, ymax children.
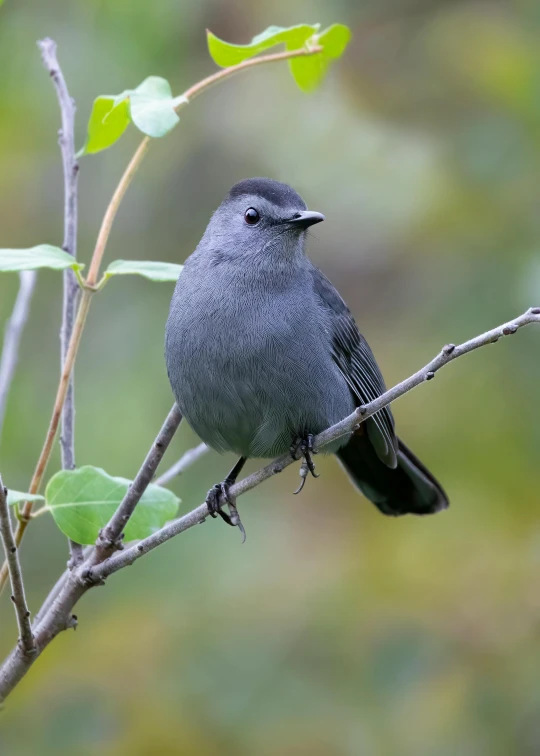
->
<box><xmin>206</xmin><ymin>482</ymin><xmax>246</xmax><ymax>542</ymax></box>
<box><xmin>291</xmin><ymin>433</ymin><xmax>319</xmax><ymax>495</ymax></box>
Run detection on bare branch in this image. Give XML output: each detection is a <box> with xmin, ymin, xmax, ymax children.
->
<box><xmin>92</xmin><ymin>404</ymin><xmax>183</xmax><ymax>561</ymax></box>
<box><xmin>0</xmin><ymin>478</ymin><xmax>35</xmax><ymax>656</ymax></box>
<box><xmin>155</xmin><ymin>442</ymin><xmax>208</xmax><ymax>487</ymax></box>
<box><xmin>0</xmin><ymin>271</ymin><xmax>37</xmax><ymax>438</ymax></box>
<box><xmin>33</xmin><ymin>546</ymin><xmax>92</xmax><ymax>627</ymax></box>
<box><xmin>1</xmin><ymin>306</ymin><xmax>539</xmax><ymax>703</ymax></box>
<box><xmin>37</xmin><ymin>37</ymin><xmax>83</xmax><ymax>568</ymax></box>
<box><xmin>88</xmin><ymin>306</ymin><xmax>540</xmax><ymax>580</ymax></box>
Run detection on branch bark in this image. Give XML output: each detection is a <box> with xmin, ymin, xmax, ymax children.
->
<box><xmin>0</xmin><ymin>271</ymin><xmax>37</xmax><ymax>438</ymax></box>
<box><xmin>37</xmin><ymin>38</ymin><xmax>83</xmax><ymax>568</ymax></box>
<box><xmin>1</xmin><ymin>305</ymin><xmax>538</xmax><ymax>703</ymax></box>
<box><xmin>0</xmin><ymin>477</ymin><xmax>36</xmax><ymax>657</ymax></box>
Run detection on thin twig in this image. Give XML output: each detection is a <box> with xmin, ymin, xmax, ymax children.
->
<box><xmin>92</xmin><ymin>404</ymin><xmax>183</xmax><ymax>561</ymax></box>
<box><xmin>1</xmin><ymin>306</ymin><xmax>538</xmax><ymax>703</ymax></box>
<box><xmin>155</xmin><ymin>442</ymin><xmax>208</xmax><ymax>486</ymax></box>
<box><xmin>0</xmin><ymin>271</ymin><xmax>37</xmax><ymax>438</ymax></box>
<box><xmin>38</xmin><ymin>38</ymin><xmax>83</xmax><ymax>568</ymax></box>
<box><xmin>0</xmin><ymin>43</ymin><xmax>323</xmax><ymax>593</ymax></box>
<box><xmin>0</xmin><ymin>477</ymin><xmax>35</xmax><ymax>656</ymax></box>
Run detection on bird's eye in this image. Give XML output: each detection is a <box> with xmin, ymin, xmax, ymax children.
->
<box><xmin>244</xmin><ymin>208</ymin><xmax>260</xmax><ymax>225</ymax></box>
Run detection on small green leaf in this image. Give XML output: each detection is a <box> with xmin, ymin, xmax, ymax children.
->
<box><xmin>207</xmin><ymin>24</ymin><xmax>318</xmax><ymax>67</ymax></box>
<box><xmin>129</xmin><ymin>76</ymin><xmax>180</xmax><ymax>138</ymax></box>
<box><xmin>0</xmin><ymin>245</ymin><xmax>84</xmax><ymax>273</ymax></box>
<box><xmin>45</xmin><ymin>466</ymin><xmax>180</xmax><ymax>545</ymax></box>
<box><xmin>6</xmin><ymin>491</ymin><xmax>45</xmax><ymax>507</ymax></box>
<box><xmin>77</xmin><ymin>95</ymin><xmax>131</xmax><ymax>157</ymax></box>
<box><xmin>79</xmin><ymin>76</ymin><xmax>182</xmax><ymax>156</ymax></box>
<box><xmin>289</xmin><ymin>24</ymin><xmax>352</xmax><ymax>92</ymax></box>
<box><xmin>105</xmin><ymin>260</ymin><xmax>183</xmax><ymax>282</ymax></box>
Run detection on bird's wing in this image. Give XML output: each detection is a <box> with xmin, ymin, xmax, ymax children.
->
<box><xmin>311</xmin><ymin>265</ymin><xmax>398</xmax><ymax>468</ymax></box>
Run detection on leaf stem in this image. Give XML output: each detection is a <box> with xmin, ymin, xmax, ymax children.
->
<box><xmin>179</xmin><ymin>45</ymin><xmax>323</xmax><ymax>106</ymax></box>
<box><xmin>85</xmin><ymin>136</ymin><xmax>151</xmax><ymax>286</ymax></box>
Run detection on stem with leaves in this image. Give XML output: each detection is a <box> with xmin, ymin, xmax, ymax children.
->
<box><xmin>0</xmin><ymin>41</ymin><xmax>327</xmax><ymax>593</ymax></box>
<box><xmin>0</xmin><ymin>305</ymin><xmax>538</xmax><ymax>703</ymax></box>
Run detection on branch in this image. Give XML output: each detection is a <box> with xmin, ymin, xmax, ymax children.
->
<box><xmin>0</xmin><ymin>42</ymin><xmax>325</xmax><ymax>592</ymax></box>
<box><xmin>92</xmin><ymin>404</ymin><xmax>183</xmax><ymax>561</ymax></box>
<box><xmin>0</xmin><ymin>271</ymin><xmax>37</xmax><ymax>438</ymax></box>
<box><xmin>34</xmin><ymin>442</ymin><xmax>206</xmax><ymax>623</ymax></box>
<box><xmin>1</xmin><ymin>305</ymin><xmax>538</xmax><ymax>703</ymax></box>
<box><xmin>89</xmin><ymin>305</ymin><xmax>540</xmax><ymax>578</ymax></box>
<box><xmin>155</xmin><ymin>442</ymin><xmax>208</xmax><ymax>486</ymax></box>
<box><xmin>0</xmin><ymin>478</ymin><xmax>35</xmax><ymax>656</ymax></box>
<box><xmin>38</xmin><ymin>38</ymin><xmax>83</xmax><ymax>568</ymax></box>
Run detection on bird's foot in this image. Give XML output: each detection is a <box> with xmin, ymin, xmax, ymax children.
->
<box><xmin>290</xmin><ymin>433</ymin><xmax>319</xmax><ymax>495</ymax></box>
<box><xmin>206</xmin><ymin>482</ymin><xmax>246</xmax><ymax>543</ymax></box>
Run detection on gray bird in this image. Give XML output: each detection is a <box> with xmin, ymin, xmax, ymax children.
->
<box><xmin>166</xmin><ymin>178</ymin><xmax>448</xmax><ymax>535</ymax></box>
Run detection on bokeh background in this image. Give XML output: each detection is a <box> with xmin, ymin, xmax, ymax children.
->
<box><xmin>1</xmin><ymin>0</ymin><xmax>540</xmax><ymax>753</ymax></box>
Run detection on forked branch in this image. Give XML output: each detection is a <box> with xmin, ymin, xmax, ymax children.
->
<box><xmin>0</xmin><ymin>305</ymin><xmax>538</xmax><ymax>703</ymax></box>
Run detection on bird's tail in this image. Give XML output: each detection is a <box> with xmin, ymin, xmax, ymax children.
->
<box><xmin>336</xmin><ymin>434</ymin><xmax>448</xmax><ymax>516</ymax></box>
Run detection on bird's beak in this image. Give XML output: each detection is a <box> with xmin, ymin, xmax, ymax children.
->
<box><xmin>287</xmin><ymin>210</ymin><xmax>325</xmax><ymax>229</ymax></box>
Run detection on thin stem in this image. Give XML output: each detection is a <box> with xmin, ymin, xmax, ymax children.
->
<box><xmin>38</xmin><ymin>38</ymin><xmax>84</xmax><ymax>568</ymax></box>
<box><xmin>179</xmin><ymin>45</ymin><xmax>323</xmax><ymax>105</ymax></box>
<box><xmin>0</xmin><ymin>290</ymin><xmax>92</xmax><ymax>591</ymax></box>
<box><xmin>0</xmin><ymin>478</ymin><xmax>35</xmax><ymax>656</ymax></box>
<box><xmin>85</xmin><ymin>137</ymin><xmax>151</xmax><ymax>286</ymax></box>
<box><xmin>0</xmin><ymin>271</ymin><xmax>37</xmax><ymax>438</ymax></box>
<box><xmin>0</xmin><ymin>41</ymin><xmax>329</xmax><ymax>593</ymax></box>
<box><xmin>155</xmin><ymin>442</ymin><xmax>208</xmax><ymax>486</ymax></box>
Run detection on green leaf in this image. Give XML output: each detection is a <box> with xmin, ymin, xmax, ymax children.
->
<box><xmin>45</xmin><ymin>466</ymin><xmax>180</xmax><ymax>545</ymax></box>
<box><xmin>105</xmin><ymin>259</ymin><xmax>183</xmax><ymax>282</ymax></box>
<box><xmin>78</xmin><ymin>76</ymin><xmax>182</xmax><ymax>156</ymax></box>
<box><xmin>129</xmin><ymin>76</ymin><xmax>180</xmax><ymax>138</ymax></box>
<box><xmin>6</xmin><ymin>491</ymin><xmax>45</xmax><ymax>507</ymax></box>
<box><xmin>77</xmin><ymin>95</ymin><xmax>131</xmax><ymax>157</ymax></box>
<box><xmin>206</xmin><ymin>23</ymin><xmax>350</xmax><ymax>91</ymax></box>
<box><xmin>0</xmin><ymin>245</ymin><xmax>84</xmax><ymax>273</ymax></box>
<box><xmin>207</xmin><ymin>24</ymin><xmax>318</xmax><ymax>67</ymax></box>
<box><xmin>288</xmin><ymin>24</ymin><xmax>352</xmax><ymax>92</ymax></box>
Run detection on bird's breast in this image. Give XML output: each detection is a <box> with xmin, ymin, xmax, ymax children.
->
<box><xmin>166</xmin><ymin>266</ymin><xmax>353</xmax><ymax>457</ymax></box>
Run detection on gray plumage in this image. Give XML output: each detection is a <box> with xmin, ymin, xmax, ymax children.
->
<box><xmin>166</xmin><ymin>178</ymin><xmax>448</xmax><ymax>516</ymax></box>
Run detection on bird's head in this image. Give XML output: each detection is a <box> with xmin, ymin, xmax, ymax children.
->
<box><xmin>199</xmin><ymin>177</ymin><xmax>324</xmax><ymax>265</ymax></box>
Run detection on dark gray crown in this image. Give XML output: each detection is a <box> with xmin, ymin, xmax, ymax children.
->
<box><xmin>227</xmin><ymin>178</ymin><xmax>307</xmax><ymax>211</ymax></box>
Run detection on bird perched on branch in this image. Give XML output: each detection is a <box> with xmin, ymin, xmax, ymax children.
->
<box><xmin>166</xmin><ymin>178</ymin><xmax>448</xmax><ymax>538</ymax></box>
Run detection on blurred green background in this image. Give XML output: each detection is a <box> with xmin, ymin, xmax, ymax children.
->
<box><xmin>1</xmin><ymin>0</ymin><xmax>540</xmax><ymax>753</ymax></box>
